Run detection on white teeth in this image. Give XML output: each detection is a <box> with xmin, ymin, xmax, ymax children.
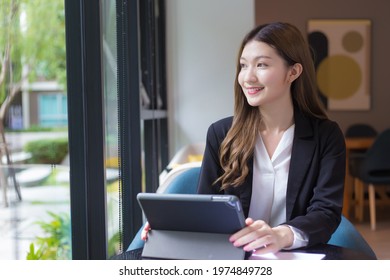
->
<box><xmin>247</xmin><ymin>87</ymin><xmax>263</xmax><ymax>94</ymax></box>
<box><xmin>248</xmin><ymin>87</ymin><xmax>263</xmax><ymax>91</ymax></box>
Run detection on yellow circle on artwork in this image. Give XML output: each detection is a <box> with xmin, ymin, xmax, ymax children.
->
<box><xmin>343</xmin><ymin>31</ymin><xmax>364</xmax><ymax>53</ymax></box>
<box><xmin>317</xmin><ymin>55</ymin><xmax>362</xmax><ymax>99</ymax></box>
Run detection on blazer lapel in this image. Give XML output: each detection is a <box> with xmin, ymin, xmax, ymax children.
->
<box><xmin>286</xmin><ymin>109</ymin><xmax>316</xmax><ymax>219</ymax></box>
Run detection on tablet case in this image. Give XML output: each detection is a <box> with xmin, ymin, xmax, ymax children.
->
<box><xmin>137</xmin><ymin>193</ymin><xmax>246</xmax><ymax>260</ymax></box>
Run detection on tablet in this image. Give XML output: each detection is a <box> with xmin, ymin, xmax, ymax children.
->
<box><xmin>137</xmin><ymin>193</ymin><xmax>246</xmax><ymax>234</ymax></box>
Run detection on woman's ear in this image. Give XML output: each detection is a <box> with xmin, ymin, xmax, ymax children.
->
<box><xmin>288</xmin><ymin>63</ymin><xmax>303</xmax><ymax>83</ymax></box>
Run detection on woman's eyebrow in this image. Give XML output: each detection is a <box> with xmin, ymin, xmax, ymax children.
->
<box><xmin>240</xmin><ymin>55</ymin><xmax>272</xmax><ymax>61</ymax></box>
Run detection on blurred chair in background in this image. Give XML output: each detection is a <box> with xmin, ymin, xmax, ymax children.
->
<box><xmin>345</xmin><ymin>124</ymin><xmax>377</xmax><ymax>221</ymax></box>
<box><xmin>354</xmin><ymin>128</ymin><xmax>390</xmax><ymax>230</ymax></box>
<box><xmin>345</xmin><ymin>124</ymin><xmax>377</xmax><ymax>139</ymax></box>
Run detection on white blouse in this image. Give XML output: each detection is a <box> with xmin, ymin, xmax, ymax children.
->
<box><xmin>248</xmin><ymin>124</ymin><xmax>295</xmax><ymax>227</ymax></box>
<box><xmin>248</xmin><ymin>124</ymin><xmax>308</xmax><ymax>249</ymax></box>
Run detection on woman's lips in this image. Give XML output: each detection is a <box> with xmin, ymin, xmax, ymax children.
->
<box><xmin>246</xmin><ymin>87</ymin><xmax>264</xmax><ymax>95</ymax></box>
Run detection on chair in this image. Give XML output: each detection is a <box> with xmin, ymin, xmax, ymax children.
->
<box><xmin>355</xmin><ymin>128</ymin><xmax>390</xmax><ymax>230</ymax></box>
<box><xmin>157</xmin><ymin>162</ymin><xmax>201</xmax><ymax>194</ymax></box>
<box><xmin>126</xmin><ymin>166</ymin><xmax>201</xmax><ymax>251</ymax></box>
<box><xmin>345</xmin><ymin>124</ymin><xmax>377</xmax><ymax>221</ymax></box>
<box><xmin>328</xmin><ymin>215</ymin><xmax>377</xmax><ymax>259</ymax></box>
<box><xmin>345</xmin><ymin>123</ymin><xmax>377</xmax><ymax>139</ymax></box>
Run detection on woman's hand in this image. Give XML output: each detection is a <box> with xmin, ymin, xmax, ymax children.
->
<box><xmin>141</xmin><ymin>222</ymin><xmax>151</xmax><ymax>241</ymax></box>
<box><xmin>229</xmin><ymin>218</ymin><xmax>294</xmax><ymax>254</ymax></box>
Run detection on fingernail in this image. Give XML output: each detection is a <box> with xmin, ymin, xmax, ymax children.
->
<box><xmin>243</xmin><ymin>246</ymin><xmax>251</xmax><ymax>251</ymax></box>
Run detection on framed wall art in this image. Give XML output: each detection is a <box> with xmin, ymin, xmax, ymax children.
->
<box><xmin>308</xmin><ymin>19</ymin><xmax>371</xmax><ymax>111</ymax></box>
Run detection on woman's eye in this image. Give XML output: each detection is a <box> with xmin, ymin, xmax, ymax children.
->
<box><xmin>257</xmin><ymin>63</ymin><xmax>267</xmax><ymax>68</ymax></box>
<box><xmin>240</xmin><ymin>63</ymin><xmax>247</xmax><ymax>69</ymax></box>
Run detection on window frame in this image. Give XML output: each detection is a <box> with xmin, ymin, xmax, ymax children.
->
<box><xmin>65</xmin><ymin>0</ymin><xmax>108</xmax><ymax>259</ymax></box>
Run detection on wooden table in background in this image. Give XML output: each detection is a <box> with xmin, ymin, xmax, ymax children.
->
<box><xmin>343</xmin><ymin>137</ymin><xmax>375</xmax><ymax>219</ymax></box>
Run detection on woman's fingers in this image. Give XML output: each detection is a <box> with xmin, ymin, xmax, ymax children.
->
<box><xmin>234</xmin><ymin>224</ymin><xmax>294</xmax><ymax>254</ymax></box>
<box><xmin>229</xmin><ymin>219</ymin><xmax>269</xmax><ymax>247</ymax></box>
<box><xmin>141</xmin><ymin>222</ymin><xmax>151</xmax><ymax>241</ymax></box>
<box><xmin>229</xmin><ymin>219</ymin><xmax>288</xmax><ymax>254</ymax></box>
<box><xmin>242</xmin><ymin>235</ymin><xmax>273</xmax><ymax>252</ymax></box>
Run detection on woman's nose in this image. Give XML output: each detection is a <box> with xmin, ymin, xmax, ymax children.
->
<box><xmin>243</xmin><ymin>67</ymin><xmax>257</xmax><ymax>82</ymax></box>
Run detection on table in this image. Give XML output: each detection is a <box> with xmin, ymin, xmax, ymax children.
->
<box><xmin>112</xmin><ymin>243</ymin><xmax>376</xmax><ymax>260</ymax></box>
<box><xmin>343</xmin><ymin>137</ymin><xmax>375</xmax><ymax>219</ymax></box>
<box><xmin>293</xmin><ymin>244</ymin><xmax>375</xmax><ymax>260</ymax></box>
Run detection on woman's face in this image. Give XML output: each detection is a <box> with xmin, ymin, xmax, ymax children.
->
<box><xmin>238</xmin><ymin>40</ymin><xmax>295</xmax><ymax>108</ymax></box>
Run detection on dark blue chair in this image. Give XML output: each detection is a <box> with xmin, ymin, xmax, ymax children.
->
<box><xmin>346</xmin><ymin>124</ymin><xmax>377</xmax><ymax>179</ymax></box>
<box><xmin>345</xmin><ymin>124</ymin><xmax>378</xmax><ymax>221</ymax></box>
<box><xmin>355</xmin><ymin>128</ymin><xmax>390</xmax><ymax>230</ymax></box>
<box><xmin>345</xmin><ymin>124</ymin><xmax>377</xmax><ymax>138</ymax></box>
<box><xmin>127</xmin><ymin>166</ymin><xmax>376</xmax><ymax>259</ymax></box>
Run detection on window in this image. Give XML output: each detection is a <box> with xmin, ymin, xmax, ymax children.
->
<box><xmin>38</xmin><ymin>94</ymin><xmax>68</xmax><ymax>127</ymax></box>
<box><xmin>0</xmin><ymin>0</ymin><xmax>69</xmax><ymax>260</ymax></box>
<box><xmin>65</xmin><ymin>0</ymin><xmax>168</xmax><ymax>259</ymax></box>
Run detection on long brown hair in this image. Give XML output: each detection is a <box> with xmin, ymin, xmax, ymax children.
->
<box><xmin>217</xmin><ymin>22</ymin><xmax>327</xmax><ymax>190</ymax></box>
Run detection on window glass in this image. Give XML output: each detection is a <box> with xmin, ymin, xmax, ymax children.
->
<box><xmin>0</xmin><ymin>0</ymin><xmax>69</xmax><ymax>260</ymax></box>
<box><xmin>102</xmin><ymin>0</ymin><xmax>120</xmax><ymax>258</ymax></box>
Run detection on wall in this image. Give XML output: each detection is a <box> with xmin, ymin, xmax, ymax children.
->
<box><xmin>165</xmin><ymin>0</ymin><xmax>255</xmax><ymax>157</ymax></box>
<box><xmin>165</xmin><ymin>0</ymin><xmax>390</xmax><ymax>160</ymax></box>
<box><xmin>254</xmin><ymin>0</ymin><xmax>390</xmax><ymax>135</ymax></box>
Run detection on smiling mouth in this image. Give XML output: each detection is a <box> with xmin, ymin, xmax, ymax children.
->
<box><xmin>246</xmin><ymin>87</ymin><xmax>264</xmax><ymax>95</ymax></box>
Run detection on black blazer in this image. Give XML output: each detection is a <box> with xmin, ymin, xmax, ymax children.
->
<box><xmin>197</xmin><ymin>107</ymin><xmax>346</xmax><ymax>247</ymax></box>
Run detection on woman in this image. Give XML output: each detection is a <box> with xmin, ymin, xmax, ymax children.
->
<box><xmin>197</xmin><ymin>22</ymin><xmax>346</xmax><ymax>255</ymax></box>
